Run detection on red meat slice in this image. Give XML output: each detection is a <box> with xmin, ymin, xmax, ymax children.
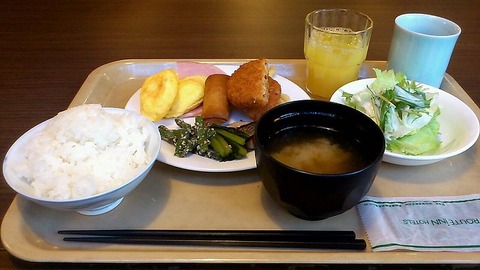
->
<box><xmin>176</xmin><ymin>61</ymin><xmax>226</xmax><ymax>79</ymax></box>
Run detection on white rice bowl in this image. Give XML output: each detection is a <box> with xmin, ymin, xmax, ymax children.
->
<box><xmin>2</xmin><ymin>104</ymin><xmax>161</xmax><ymax>214</ymax></box>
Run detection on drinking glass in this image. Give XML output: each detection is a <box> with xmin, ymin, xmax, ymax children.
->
<box><xmin>304</xmin><ymin>9</ymin><xmax>373</xmax><ymax>100</ymax></box>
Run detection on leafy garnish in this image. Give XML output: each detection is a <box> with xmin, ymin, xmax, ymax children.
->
<box><xmin>342</xmin><ymin>69</ymin><xmax>441</xmax><ymax>155</ymax></box>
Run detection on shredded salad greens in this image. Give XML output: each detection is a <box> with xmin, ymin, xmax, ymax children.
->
<box><xmin>342</xmin><ymin>69</ymin><xmax>441</xmax><ymax>155</ymax></box>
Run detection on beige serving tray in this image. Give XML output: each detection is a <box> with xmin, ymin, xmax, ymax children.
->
<box><xmin>2</xmin><ymin>59</ymin><xmax>480</xmax><ymax>264</ymax></box>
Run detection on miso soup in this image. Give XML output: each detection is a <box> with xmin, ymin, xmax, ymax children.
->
<box><xmin>266</xmin><ymin>127</ymin><xmax>368</xmax><ymax>174</ymax></box>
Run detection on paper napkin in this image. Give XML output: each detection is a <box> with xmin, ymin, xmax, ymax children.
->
<box><xmin>357</xmin><ymin>193</ymin><xmax>480</xmax><ymax>252</ymax></box>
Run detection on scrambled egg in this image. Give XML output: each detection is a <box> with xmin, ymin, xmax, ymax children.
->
<box><xmin>140</xmin><ymin>70</ymin><xmax>205</xmax><ymax>121</ymax></box>
<box><xmin>165</xmin><ymin>76</ymin><xmax>206</xmax><ymax>118</ymax></box>
<box><xmin>140</xmin><ymin>69</ymin><xmax>179</xmax><ymax>121</ymax></box>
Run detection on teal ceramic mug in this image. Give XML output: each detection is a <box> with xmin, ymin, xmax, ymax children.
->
<box><xmin>387</xmin><ymin>14</ymin><xmax>461</xmax><ymax>88</ymax></box>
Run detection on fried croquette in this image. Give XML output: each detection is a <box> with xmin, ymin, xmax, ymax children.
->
<box><xmin>226</xmin><ymin>58</ymin><xmax>269</xmax><ymax>110</ymax></box>
<box><xmin>244</xmin><ymin>77</ymin><xmax>282</xmax><ymax>121</ymax></box>
<box><xmin>140</xmin><ymin>69</ymin><xmax>179</xmax><ymax>121</ymax></box>
<box><xmin>165</xmin><ymin>75</ymin><xmax>206</xmax><ymax>118</ymax></box>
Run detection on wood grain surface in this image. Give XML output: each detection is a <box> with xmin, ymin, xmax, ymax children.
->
<box><xmin>0</xmin><ymin>1</ymin><xmax>479</xmax><ymax>268</ymax></box>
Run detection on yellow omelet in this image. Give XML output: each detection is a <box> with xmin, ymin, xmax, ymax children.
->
<box><xmin>140</xmin><ymin>69</ymin><xmax>179</xmax><ymax>121</ymax></box>
<box><xmin>165</xmin><ymin>75</ymin><xmax>206</xmax><ymax>118</ymax></box>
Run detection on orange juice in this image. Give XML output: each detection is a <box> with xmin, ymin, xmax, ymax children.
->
<box><xmin>305</xmin><ymin>27</ymin><xmax>369</xmax><ymax>100</ymax></box>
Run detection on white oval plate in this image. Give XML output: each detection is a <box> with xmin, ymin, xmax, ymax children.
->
<box><xmin>331</xmin><ymin>78</ymin><xmax>480</xmax><ymax>166</ymax></box>
<box><xmin>125</xmin><ymin>64</ymin><xmax>310</xmax><ymax>172</ymax></box>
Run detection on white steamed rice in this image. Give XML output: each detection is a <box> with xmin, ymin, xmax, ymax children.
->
<box><xmin>13</xmin><ymin>104</ymin><xmax>152</xmax><ymax>200</ymax></box>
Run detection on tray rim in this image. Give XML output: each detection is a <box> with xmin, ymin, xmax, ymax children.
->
<box><xmin>3</xmin><ymin>196</ymin><xmax>480</xmax><ymax>264</ymax></box>
<box><xmin>2</xmin><ymin>59</ymin><xmax>480</xmax><ymax>264</ymax></box>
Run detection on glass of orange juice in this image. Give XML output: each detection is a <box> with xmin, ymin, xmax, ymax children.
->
<box><xmin>304</xmin><ymin>9</ymin><xmax>373</xmax><ymax>100</ymax></box>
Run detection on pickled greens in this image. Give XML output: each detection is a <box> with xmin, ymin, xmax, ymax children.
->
<box><xmin>342</xmin><ymin>69</ymin><xmax>441</xmax><ymax>155</ymax></box>
<box><xmin>158</xmin><ymin>116</ymin><xmax>251</xmax><ymax>161</ymax></box>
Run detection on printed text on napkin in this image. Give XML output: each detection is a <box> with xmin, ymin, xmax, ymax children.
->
<box><xmin>357</xmin><ymin>194</ymin><xmax>480</xmax><ymax>252</ymax></box>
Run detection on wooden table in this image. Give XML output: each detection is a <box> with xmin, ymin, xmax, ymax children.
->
<box><xmin>0</xmin><ymin>1</ymin><xmax>479</xmax><ymax>269</ymax></box>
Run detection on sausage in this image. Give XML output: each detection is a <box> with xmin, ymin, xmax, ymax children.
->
<box><xmin>201</xmin><ymin>74</ymin><xmax>230</xmax><ymax>124</ymax></box>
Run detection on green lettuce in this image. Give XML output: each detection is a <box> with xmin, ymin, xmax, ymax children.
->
<box><xmin>341</xmin><ymin>69</ymin><xmax>441</xmax><ymax>155</ymax></box>
<box><xmin>387</xmin><ymin>109</ymin><xmax>441</xmax><ymax>155</ymax></box>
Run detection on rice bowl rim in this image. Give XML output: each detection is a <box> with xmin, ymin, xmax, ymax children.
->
<box><xmin>2</xmin><ymin>106</ymin><xmax>161</xmax><ymax>203</ymax></box>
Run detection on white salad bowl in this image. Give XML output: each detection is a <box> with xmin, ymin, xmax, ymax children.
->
<box><xmin>2</xmin><ymin>107</ymin><xmax>161</xmax><ymax>215</ymax></box>
<box><xmin>331</xmin><ymin>78</ymin><xmax>479</xmax><ymax>166</ymax></box>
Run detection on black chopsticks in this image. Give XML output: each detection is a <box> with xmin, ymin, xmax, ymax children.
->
<box><xmin>58</xmin><ymin>229</ymin><xmax>366</xmax><ymax>250</ymax></box>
